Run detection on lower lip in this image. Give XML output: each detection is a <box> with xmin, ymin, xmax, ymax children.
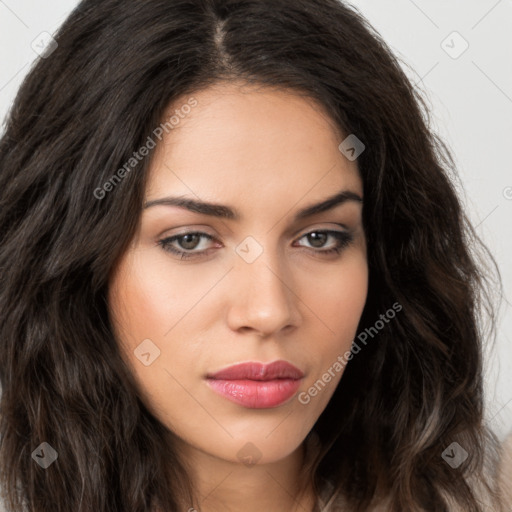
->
<box><xmin>206</xmin><ymin>378</ymin><xmax>302</xmax><ymax>408</ymax></box>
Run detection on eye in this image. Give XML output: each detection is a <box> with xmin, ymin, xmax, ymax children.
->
<box><xmin>294</xmin><ymin>230</ymin><xmax>354</xmax><ymax>256</ymax></box>
<box><xmin>158</xmin><ymin>229</ymin><xmax>354</xmax><ymax>260</ymax></box>
<box><xmin>158</xmin><ymin>232</ymin><xmax>217</xmax><ymax>260</ymax></box>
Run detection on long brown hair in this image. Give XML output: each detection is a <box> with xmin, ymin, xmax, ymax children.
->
<box><xmin>0</xmin><ymin>0</ymin><xmax>505</xmax><ymax>510</ymax></box>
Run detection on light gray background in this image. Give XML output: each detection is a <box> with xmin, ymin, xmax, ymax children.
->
<box><xmin>0</xmin><ymin>1</ymin><xmax>511</xmax><ymax>506</ymax></box>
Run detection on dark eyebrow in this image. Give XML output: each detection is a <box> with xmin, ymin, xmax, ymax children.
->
<box><xmin>143</xmin><ymin>190</ymin><xmax>362</xmax><ymax>221</ymax></box>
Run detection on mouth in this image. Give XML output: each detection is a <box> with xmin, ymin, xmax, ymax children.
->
<box><xmin>205</xmin><ymin>360</ymin><xmax>304</xmax><ymax>409</ymax></box>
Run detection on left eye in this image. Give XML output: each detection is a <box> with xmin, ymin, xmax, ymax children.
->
<box><xmin>158</xmin><ymin>229</ymin><xmax>353</xmax><ymax>260</ymax></box>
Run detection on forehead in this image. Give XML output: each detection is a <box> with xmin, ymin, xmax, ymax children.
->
<box><xmin>145</xmin><ymin>82</ymin><xmax>362</xmax><ymax>204</ymax></box>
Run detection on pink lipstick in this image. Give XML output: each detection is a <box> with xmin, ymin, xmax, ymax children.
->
<box><xmin>206</xmin><ymin>360</ymin><xmax>304</xmax><ymax>408</ymax></box>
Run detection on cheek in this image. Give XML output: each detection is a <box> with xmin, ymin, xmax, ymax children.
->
<box><xmin>310</xmin><ymin>250</ymin><xmax>368</xmax><ymax>344</ymax></box>
<box><xmin>108</xmin><ymin>248</ymin><xmax>194</xmax><ymax>345</ymax></box>
<box><xmin>299</xmin><ymin>253</ymin><xmax>368</xmax><ymax>404</ymax></box>
<box><xmin>107</xmin><ymin>250</ymin><xmax>210</xmax><ymax>411</ymax></box>
<box><xmin>108</xmin><ymin>275</ymin><xmax>190</xmax><ymax>429</ymax></box>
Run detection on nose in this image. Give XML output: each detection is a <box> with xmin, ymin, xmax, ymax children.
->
<box><xmin>226</xmin><ymin>247</ymin><xmax>302</xmax><ymax>337</ymax></box>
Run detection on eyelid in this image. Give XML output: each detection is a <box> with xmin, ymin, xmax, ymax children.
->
<box><xmin>294</xmin><ymin>222</ymin><xmax>349</xmax><ymax>236</ymax></box>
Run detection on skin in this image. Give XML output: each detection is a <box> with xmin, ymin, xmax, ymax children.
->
<box><xmin>108</xmin><ymin>81</ymin><xmax>368</xmax><ymax>512</ymax></box>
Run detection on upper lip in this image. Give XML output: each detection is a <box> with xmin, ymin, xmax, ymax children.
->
<box><xmin>206</xmin><ymin>360</ymin><xmax>304</xmax><ymax>381</ymax></box>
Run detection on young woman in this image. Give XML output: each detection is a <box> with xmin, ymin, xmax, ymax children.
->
<box><xmin>0</xmin><ymin>0</ymin><xmax>510</xmax><ymax>510</ymax></box>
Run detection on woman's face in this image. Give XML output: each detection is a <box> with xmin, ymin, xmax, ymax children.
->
<box><xmin>108</xmin><ymin>82</ymin><xmax>368</xmax><ymax>466</ymax></box>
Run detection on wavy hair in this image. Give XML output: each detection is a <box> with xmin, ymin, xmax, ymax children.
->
<box><xmin>0</xmin><ymin>0</ymin><xmax>505</xmax><ymax>510</ymax></box>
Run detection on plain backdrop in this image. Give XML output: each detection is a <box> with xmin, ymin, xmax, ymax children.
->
<box><xmin>0</xmin><ymin>1</ymin><xmax>511</xmax><ymax>506</ymax></box>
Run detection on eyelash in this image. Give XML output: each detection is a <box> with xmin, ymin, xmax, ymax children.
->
<box><xmin>158</xmin><ymin>229</ymin><xmax>354</xmax><ymax>260</ymax></box>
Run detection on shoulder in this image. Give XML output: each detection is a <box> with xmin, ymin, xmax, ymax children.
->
<box><xmin>316</xmin><ymin>433</ymin><xmax>512</xmax><ymax>511</ymax></box>
<box><xmin>498</xmin><ymin>433</ymin><xmax>512</xmax><ymax>506</ymax></box>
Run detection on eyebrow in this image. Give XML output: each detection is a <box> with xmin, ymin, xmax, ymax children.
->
<box><xmin>143</xmin><ymin>189</ymin><xmax>362</xmax><ymax>222</ymax></box>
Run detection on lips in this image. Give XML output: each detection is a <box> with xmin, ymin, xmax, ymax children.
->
<box><xmin>207</xmin><ymin>360</ymin><xmax>304</xmax><ymax>381</ymax></box>
<box><xmin>206</xmin><ymin>360</ymin><xmax>304</xmax><ymax>409</ymax></box>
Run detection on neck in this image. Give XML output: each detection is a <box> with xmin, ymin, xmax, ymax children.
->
<box><xmin>177</xmin><ymin>441</ymin><xmax>316</xmax><ymax>512</ymax></box>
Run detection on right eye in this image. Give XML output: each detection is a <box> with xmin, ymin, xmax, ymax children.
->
<box><xmin>158</xmin><ymin>231</ymin><xmax>218</xmax><ymax>259</ymax></box>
